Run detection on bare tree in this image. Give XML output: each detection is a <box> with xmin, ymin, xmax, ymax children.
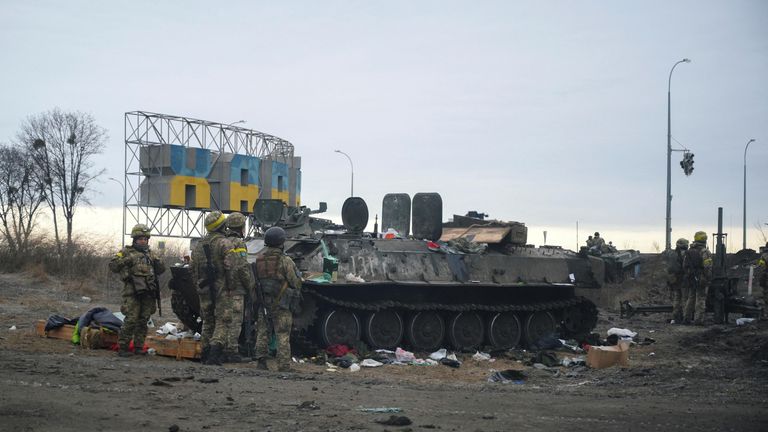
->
<box><xmin>0</xmin><ymin>144</ymin><xmax>46</xmax><ymax>257</ymax></box>
<box><xmin>18</xmin><ymin>108</ymin><xmax>107</xmax><ymax>257</ymax></box>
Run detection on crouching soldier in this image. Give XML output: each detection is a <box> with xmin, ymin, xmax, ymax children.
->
<box><xmin>253</xmin><ymin>227</ymin><xmax>302</xmax><ymax>372</ymax></box>
<box><xmin>110</xmin><ymin>224</ymin><xmax>166</xmax><ymax>357</ymax></box>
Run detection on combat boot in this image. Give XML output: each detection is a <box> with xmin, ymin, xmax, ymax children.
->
<box><xmin>117</xmin><ymin>344</ymin><xmax>134</xmax><ymax>358</ymax></box>
<box><xmin>255</xmin><ymin>358</ymin><xmax>268</xmax><ymax>370</ymax></box>
<box><xmin>277</xmin><ymin>363</ymin><xmax>293</xmax><ymax>373</ymax></box>
<box><xmin>200</xmin><ymin>346</ymin><xmax>210</xmax><ymax>364</ymax></box>
<box><xmin>224</xmin><ymin>352</ymin><xmax>244</xmax><ymax>363</ymax></box>
<box><xmin>207</xmin><ymin>344</ymin><xmax>223</xmax><ymax>366</ymax></box>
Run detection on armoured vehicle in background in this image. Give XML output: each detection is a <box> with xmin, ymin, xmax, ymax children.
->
<box><xmin>170</xmin><ymin>193</ymin><xmax>618</xmax><ymax>353</ymax></box>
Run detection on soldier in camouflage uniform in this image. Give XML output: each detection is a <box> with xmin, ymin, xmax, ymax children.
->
<box><xmin>665</xmin><ymin>238</ymin><xmax>689</xmax><ymax>323</ymax></box>
<box><xmin>109</xmin><ymin>224</ymin><xmax>166</xmax><ymax>357</ymax></box>
<box><xmin>253</xmin><ymin>226</ymin><xmax>302</xmax><ymax>372</ymax></box>
<box><xmin>210</xmin><ymin>212</ymin><xmax>254</xmax><ymax>363</ymax></box>
<box><xmin>683</xmin><ymin>231</ymin><xmax>713</xmax><ymax>325</ymax></box>
<box><xmin>758</xmin><ymin>242</ymin><xmax>768</xmax><ymax>306</ymax></box>
<box><xmin>190</xmin><ymin>211</ymin><xmax>227</xmax><ymax>364</ymax></box>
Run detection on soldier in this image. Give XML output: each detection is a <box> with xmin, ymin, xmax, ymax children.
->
<box><xmin>210</xmin><ymin>212</ymin><xmax>254</xmax><ymax>363</ymax></box>
<box><xmin>109</xmin><ymin>224</ymin><xmax>166</xmax><ymax>357</ymax></box>
<box><xmin>253</xmin><ymin>226</ymin><xmax>302</xmax><ymax>372</ymax></box>
<box><xmin>683</xmin><ymin>231</ymin><xmax>713</xmax><ymax>325</ymax></box>
<box><xmin>758</xmin><ymin>242</ymin><xmax>768</xmax><ymax>306</ymax></box>
<box><xmin>665</xmin><ymin>238</ymin><xmax>689</xmax><ymax>323</ymax></box>
<box><xmin>190</xmin><ymin>211</ymin><xmax>227</xmax><ymax>364</ymax></box>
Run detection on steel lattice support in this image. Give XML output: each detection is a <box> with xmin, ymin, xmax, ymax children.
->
<box><xmin>121</xmin><ymin>111</ymin><xmax>295</xmax><ymax>239</ymax></box>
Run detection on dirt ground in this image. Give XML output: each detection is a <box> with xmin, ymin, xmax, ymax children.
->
<box><xmin>1</xmin><ymin>256</ymin><xmax>767</xmax><ymax>432</ymax></box>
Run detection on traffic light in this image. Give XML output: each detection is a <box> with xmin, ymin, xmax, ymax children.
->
<box><xmin>679</xmin><ymin>152</ymin><xmax>695</xmax><ymax>176</ymax></box>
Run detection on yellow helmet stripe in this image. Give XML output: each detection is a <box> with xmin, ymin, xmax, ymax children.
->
<box><xmin>205</xmin><ymin>213</ymin><xmax>226</xmax><ymax>231</ymax></box>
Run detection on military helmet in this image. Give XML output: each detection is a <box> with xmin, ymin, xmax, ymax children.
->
<box><xmin>694</xmin><ymin>231</ymin><xmax>707</xmax><ymax>242</ymax></box>
<box><xmin>594</xmin><ymin>232</ymin><xmax>600</xmax><ymax>237</ymax></box>
<box><xmin>226</xmin><ymin>212</ymin><xmax>246</xmax><ymax>230</ymax></box>
<box><xmin>130</xmin><ymin>224</ymin><xmax>151</xmax><ymax>239</ymax></box>
<box><xmin>675</xmin><ymin>238</ymin><xmax>689</xmax><ymax>249</ymax></box>
<box><xmin>264</xmin><ymin>226</ymin><xmax>287</xmax><ymax>247</ymax></box>
<box><xmin>205</xmin><ymin>211</ymin><xmax>226</xmax><ymax>232</ymax></box>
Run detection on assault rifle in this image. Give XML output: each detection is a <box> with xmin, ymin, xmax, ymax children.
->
<box><xmin>202</xmin><ymin>243</ymin><xmax>217</xmax><ymax>308</ymax></box>
<box><xmin>250</xmin><ymin>262</ymin><xmax>277</xmax><ymax>355</ymax></box>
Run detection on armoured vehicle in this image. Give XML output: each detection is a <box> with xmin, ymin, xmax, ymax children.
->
<box><xmin>170</xmin><ymin>193</ymin><xmax>612</xmax><ymax>353</ymax></box>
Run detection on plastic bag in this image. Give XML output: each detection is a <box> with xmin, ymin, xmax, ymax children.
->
<box><xmin>395</xmin><ymin>347</ymin><xmax>416</xmax><ymax>363</ymax></box>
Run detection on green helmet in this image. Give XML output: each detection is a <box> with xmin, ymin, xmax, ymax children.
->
<box><xmin>130</xmin><ymin>224</ymin><xmax>151</xmax><ymax>239</ymax></box>
<box><xmin>675</xmin><ymin>238</ymin><xmax>689</xmax><ymax>249</ymax></box>
<box><xmin>694</xmin><ymin>231</ymin><xmax>707</xmax><ymax>243</ymax></box>
<box><xmin>264</xmin><ymin>226</ymin><xmax>287</xmax><ymax>247</ymax></box>
<box><xmin>205</xmin><ymin>211</ymin><xmax>225</xmax><ymax>232</ymax></box>
<box><xmin>226</xmin><ymin>212</ymin><xmax>247</xmax><ymax>230</ymax></box>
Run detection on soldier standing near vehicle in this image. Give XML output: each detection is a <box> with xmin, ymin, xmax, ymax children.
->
<box><xmin>190</xmin><ymin>211</ymin><xmax>227</xmax><ymax>364</ymax></box>
<box><xmin>110</xmin><ymin>224</ymin><xmax>166</xmax><ymax>357</ymax></box>
<box><xmin>665</xmin><ymin>238</ymin><xmax>689</xmax><ymax>323</ymax></box>
<box><xmin>683</xmin><ymin>231</ymin><xmax>713</xmax><ymax>325</ymax></box>
<box><xmin>758</xmin><ymin>242</ymin><xmax>768</xmax><ymax>306</ymax></box>
<box><xmin>211</xmin><ymin>212</ymin><xmax>254</xmax><ymax>363</ymax></box>
<box><xmin>253</xmin><ymin>226</ymin><xmax>302</xmax><ymax>372</ymax></box>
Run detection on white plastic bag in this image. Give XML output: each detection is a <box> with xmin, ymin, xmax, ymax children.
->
<box><xmin>395</xmin><ymin>347</ymin><xmax>416</xmax><ymax>363</ymax></box>
<box><xmin>607</xmin><ymin>327</ymin><xmax>637</xmax><ymax>338</ymax></box>
<box><xmin>472</xmin><ymin>351</ymin><xmax>491</xmax><ymax>361</ymax></box>
<box><xmin>349</xmin><ymin>363</ymin><xmax>361</xmax><ymax>372</ymax></box>
<box><xmin>361</xmin><ymin>359</ymin><xmax>384</xmax><ymax>367</ymax></box>
<box><xmin>429</xmin><ymin>348</ymin><xmax>447</xmax><ymax>360</ymax></box>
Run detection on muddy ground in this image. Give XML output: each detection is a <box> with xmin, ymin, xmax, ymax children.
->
<box><xmin>1</xmin><ymin>257</ymin><xmax>767</xmax><ymax>432</ymax></box>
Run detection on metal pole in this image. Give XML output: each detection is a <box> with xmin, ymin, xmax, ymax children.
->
<box><xmin>334</xmin><ymin>150</ymin><xmax>354</xmax><ymax>197</ymax></box>
<box><xmin>665</xmin><ymin>58</ymin><xmax>691</xmax><ymax>251</ymax></box>
<box><xmin>743</xmin><ymin>138</ymin><xmax>756</xmax><ymax>250</ymax></box>
<box><xmin>108</xmin><ymin>177</ymin><xmax>126</xmax><ymax>248</ymax></box>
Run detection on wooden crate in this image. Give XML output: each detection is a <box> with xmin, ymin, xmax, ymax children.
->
<box><xmin>144</xmin><ymin>335</ymin><xmax>201</xmax><ymax>360</ymax></box>
<box><xmin>35</xmin><ymin>320</ymin><xmax>119</xmax><ymax>348</ymax></box>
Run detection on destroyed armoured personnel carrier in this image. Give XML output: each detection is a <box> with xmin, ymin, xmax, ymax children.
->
<box><xmin>248</xmin><ymin>193</ymin><xmax>602</xmax><ymax>353</ymax></box>
<box><xmin>170</xmin><ymin>193</ymin><xmax>607</xmax><ymax>353</ymax></box>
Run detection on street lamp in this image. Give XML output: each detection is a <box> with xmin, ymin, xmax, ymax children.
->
<box><xmin>334</xmin><ymin>150</ymin><xmax>354</xmax><ymax>197</ymax></box>
<box><xmin>665</xmin><ymin>58</ymin><xmax>691</xmax><ymax>251</ymax></box>
<box><xmin>108</xmin><ymin>177</ymin><xmax>126</xmax><ymax>248</ymax></box>
<box><xmin>743</xmin><ymin>138</ymin><xmax>757</xmax><ymax>250</ymax></box>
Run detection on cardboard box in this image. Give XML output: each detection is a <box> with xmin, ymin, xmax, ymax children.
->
<box><xmin>587</xmin><ymin>341</ymin><xmax>630</xmax><ymax>369</ymax></box>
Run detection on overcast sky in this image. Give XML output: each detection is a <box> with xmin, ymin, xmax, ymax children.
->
<box><xmin>1</xmin><ymin>1</ymin><xmax>767</xmax><ymax>251</ymax></box>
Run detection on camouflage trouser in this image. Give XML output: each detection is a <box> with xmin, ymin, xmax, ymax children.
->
<box><xmin>254</xmin><ymin>306</ymin><xmax>293</xmax><ymax>369</ymax></box>
<box><xmin>670</xmin><ymin>281</ymin><xmax>684</xmax><ymax>322</ymax></box>
<box><xmin>684</xmin><ymin>282</ymin><xmax>708</xmax><ymax>324</ymax></box>
<box><xmin>197</xmin><ymin>288</ymin><xmax>216</xmax><ymax>350</ymax></box>
<box><xmin>118</xmin><ymin>291</ymin><xmax>156</xmax><ymax>349</ymax></box>
<box><xmin>210</xmin><ymin>292</ymin><xmax>244</xmax><ymax>354</ymax></box>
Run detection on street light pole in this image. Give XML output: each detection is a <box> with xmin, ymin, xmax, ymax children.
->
<box><xmin>108</xmin><ymin>177</ymin><xmax>126</xmax><ymax>248</ymax></box>
<box><xmin>334</xmin><ymin>150</ymin><xmax>354</xmax><ymax>197</ymax></box>
<box><xmin>666</xmin><ymin>58</ymin><xmax>691</xmax><ymax>251</ymax></box>
<box><xmin>743</xmin><ymin>138</ymin><xmax>756</xmax><ymax>250</ymax></box>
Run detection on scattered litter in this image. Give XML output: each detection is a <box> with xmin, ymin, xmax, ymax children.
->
<box><xmin>429</xmin><ymin>348</ymin><xmax>447</xmax><ymax>360</ymax></box>
<box><xmin>736</xmin><ymin>318</ymin><xmax>755</xmax><ymax>326</ymax></box>
<box><xmin>325</xmin><ymin>368</ymin><xmax>338</xmax><ymax>372</ymax></box>
<box><xmin>361</xmin><ymin>359</ymin><xmax>384</xmax><ymax>367</ymax></box>
<box><xmin>648</xmin><ymin>352</ymin><xmax>656</xmax><ymax>357</ymax></box>
<box><xmin>297</xmin><ymin>400</ymin><xmax>320</xmax><ymax>410</ymax></box>
<box><xmin>607</xmin><ymin>327</ymin><xmax>637</xmax><ymax>339</ymax></box>
<box><xmin>472</xmin><ymin>351</ymin><xmax>491</xmax><ymax>361</ymax></box>
<box><xmin>9</xmin><ymin>325</ymin><xmax>16</xmax><ymax>331</ymax></box>
<box><xmin>80</xmin><ymin>296</ymin><xmax>91</xmax><ymax>303</ymax></box>
<box><xmin>439</xmin><ymin>358</ymin><xmax>461</xmax><ymax>368</ymax></box>
<box><xmin>638</xmin><ymin>337</ymin><xmax>656</xmax><ymax>345</ymax></box>
<box><xmin>375</xmin><ymin>415</ymin><xmax>412</xmax><ymax>426</ymax></box>
<box><xmin>147</xmin><ymin>348</ymin><xmax>157</xmax><ymax>356</ymax></box>
<box><xmin>344</xmin><ymin>273</ymin><xmax>366</xmax><ymax>283</ymax></box>
<box><xmin>156</xmin><ymin>323</ymin><xmax>179</xmax><ymax>336</ymax></box>
<box><xmin>114</xmin><ymin>312</ymin><xmax>125</xmax><ymax>322</ymax></box>
<box><xmin>151</xmin><ymin>379</ymin><xmax>172</xmax><ymax>387</ymax></box>
<box><xmin>413</xmin><ymin>358</ymin><xmax>438</xmax><ymax>366</ymax></box>
<box><xmin>147</xmin><ymin>318</ymin><xmax>155</xmax><ymax>328</ymax></box>
<box><xmin>395</xmin><ymin>347</ymin><xmax>416</xmax><ymax>363</ymax></box>
<box><xmin>561</xmin><ymin>356</ymin><xmax>586</xmax><ymax>367</ymax></box>
<box><xmin>193</xmin><ymin>332</ymin><xmax>201</xmax><ymax>340</ymax></box>
<box><xmin>488</xmin><ymin>369</ymin><xmax>527</xmax><ymax>384</ymax></box>
<box><xmin>169</xmin><ymin>424</ymin><xmax>180</xmax><ymax>432</ymax></box>
<box><xmin>349</xmin><ymin>363</ymin><xmax>361</xmax><ymax>372</ymax></box>
<box><xmin>359</xmin><ymin>407</ymin><xmax>402</xmax><ymax>413</ymax></box>
<box><xmin>446</xmin><ymin>353</ymin><xmax>459</xmax><ymax>361</ymax></box>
